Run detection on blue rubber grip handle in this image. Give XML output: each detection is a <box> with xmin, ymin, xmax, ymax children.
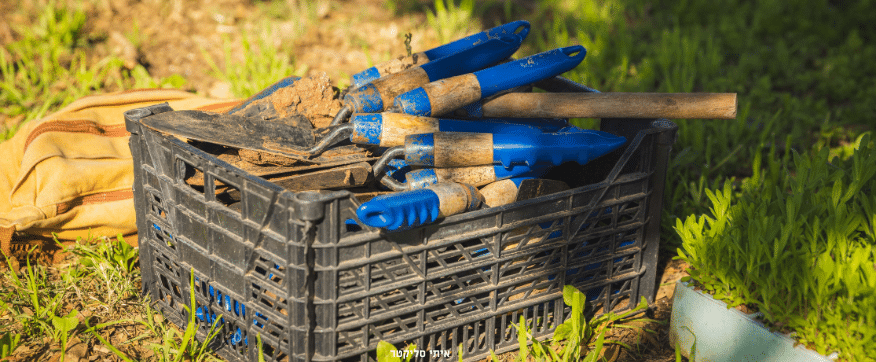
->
<box><xmin>475</xmin><ymin>45</ymin><xmax>587</xmax><ymax>98</ymax></box>
<box><xmin>357</xmin><ymin>189</ymin><xmax>441</xmax><ymax>230</ymax></box>
<box><xmin>350</xmin><ymin>21</ymin><xmax>530</xmax><ymax>88</ymax></box>
<box><xmin>420</xmin><ymin>33</ymin><xmax>523</xmax><ymax>82</ymax></box>
<box><xmin>391</xmin><ymin>46</ymin><xmax>586</xmax><ymax>116</ymax></box>
<box><xmin>493</xmin><ymin>162</ymin><xmax>551</xmax><ymax>180</ymax></box>
<box><xmin>357</xmin><ymin>183</ymin><xmax>482</xmax><ymax>230</ymax></box>
<box><xmin>422</xmin><ymin>20</ymin><xmax>531</xmax><ymax>61</ymax></box>
<box><xmin>491</xmin><ymin>130</ymin><xmax>625</xmax><ymax>167</ymax></box>
<box><xmin>344</xmin><ymin>34</ymin><xmax>523</xmax><ymax>113</ymax></box>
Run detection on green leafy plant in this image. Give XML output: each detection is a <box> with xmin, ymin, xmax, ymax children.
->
<box><xmin>376</xmin><ymin>340</ymin><xmax>417</xmax><ymax>362</ymax></box>
<box><xmin>676</xmin><ymin>134</ymin><xmax>876</xmax><ymax>360</ymax></box>
<box><xmin>510</xmin><ymin>286</ymin><xmax>654</xmax><ymax>362</ymax></box>
<box><xmin>0</xmin><ymin>332</ymin><xmax>22</xmax><ymax>358</ymax></box>
<box><xmin>67</xmin><ymin>234</ymin><xmax>138</xmax><ymax>275</ymax></box>
<box><xmin>62</xmin><ymin>235</ymin><xmax>140</xmax><ymax>307</ymax></box>
<box><xmin>52</xmin><ymin>309</ymin><xmax>80</xmax><ymax>362</ymax></box>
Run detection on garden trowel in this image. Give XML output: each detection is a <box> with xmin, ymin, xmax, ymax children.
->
<box><xmin>139</xmin><ymin>109</ymin><xmax>373</xmax><ymax>165</ymax></box>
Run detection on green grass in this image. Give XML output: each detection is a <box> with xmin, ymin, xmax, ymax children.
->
<box><xmin>203</xmin><ymin>27</ymin><xmax>308</xmax><ymax>99</ymax></box>
<box><xmin>0</xmin><ymin>1</ymin><xmax>186</xmax><ymax>141</ymax></box>
<box><xmin>0</xmin><ymin>236</ymin><xmax>223</xmax><ymax>361</ymax></box>
<box><xmin>425</xmin><ymin>0</ymin><xmax>480</xmax><ymax>44</ymax></box>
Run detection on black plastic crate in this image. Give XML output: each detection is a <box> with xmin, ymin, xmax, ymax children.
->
<box><xmin>125</xmin><ymin>103</ymin><xmax>677</xmax><ymax>362</ymax></box>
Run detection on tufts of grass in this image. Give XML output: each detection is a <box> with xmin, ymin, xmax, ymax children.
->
<box><xmin>203</xmin><ymin>27</ymin><xmax>308</xmax><ymax>99</ymax></box>
<box><xmin>0</xmin><ymin>1</ymin><xmax>187</xmax><ymax>141</ymax></box>
<box><xmin>90</xmin><ymin>270</ymin><xmax>225</xmax><ymax>362</ymax></box>
<box><xmin>506</xmin><ymin>289</ymin><xmax>657</xmax><ymax>362</ymax></box>
<box><xmin>425</xmin><ymin>0</ymin><xmax>481</xmax><ymax>45</ymax></box>
<box><xmin>0</xmin><ymin>235</ymin><xmax>223</xmax><ymax>361</ymax></box>
<box><xmin>376</xmin><ymin>286</ymin><xmax>660</xmax><ymax>362</ymax></box>
<box><xmin>2</xmin><ymin>247</ymin><xmax>72</xmax><ymax>340</ymax></box>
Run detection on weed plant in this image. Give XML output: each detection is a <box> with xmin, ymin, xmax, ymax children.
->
<box><xmin>376</xmin><ymin>286</ymin><xmax>658</xmax><ymax>362</ymax></box>
<box><xmin>203</xmin><ymin>28</ymin><xmax>308</xmax><ymax>99</ymax></box>
<box><xmin>425</xmin><ymin>0</ymin><xmax>480</xmax><ymax>44</ymax></box>
<box><xmin>676</xmin><ymin>135</ymin><xmax>876</xmax><ymax>360</ymax></box>
<box><xmin>0</xmin><ymin>236</ymin><xmax>222</xmax><ymax>361</ymax></box>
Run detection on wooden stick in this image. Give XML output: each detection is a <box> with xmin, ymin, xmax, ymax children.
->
<box><xmin>479</xmin><ymin>92</ymin><xmax>737</xmax><ymax>120</ymax></box>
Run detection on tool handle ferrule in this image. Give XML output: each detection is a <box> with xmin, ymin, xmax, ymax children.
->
<box><xmin>350</xmin><ymin>113</ymin><xmax>383</xmax><ymax>145</ymax></box>
<box><xmin>405</xmin><ymin>168</ymin><xmax>440</xmax><ymax>189</ymax></box>
<box><xmin>350</xmin><ymin>67</ymin><xmax>383</xmax><ymax>89</ymax></box>
<box><xmin>405</xmin><ymin>132</ymin><xmax>494</xmax><ymax>167</ymax></box>
<box><xmin>394</xmin><ymin>73</ymin><xmax>481</xmax><ymax>116</ymax></box>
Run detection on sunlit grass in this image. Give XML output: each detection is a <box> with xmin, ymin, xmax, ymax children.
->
<box><xmin>202</xmin><ymin>27</ymin><xmax>308</xmax><ymax>99</ymax></box>
<box><xmin>0</xmin><ymin>1</ymin><xmax>186</xmax><ymax>140</ymax></box>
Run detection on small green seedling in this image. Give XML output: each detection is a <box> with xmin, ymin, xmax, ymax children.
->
<box><xmin>376</xmin><ymin>340</ymin><xmax>417</xmax><ymax>362</ymax></box>
<box><xmin>52</xmin><ymin>309</ymin><xmax>80</xmax><ymax>362</ymax></box>
<box><xmin>0</xmin><ymin>332</ymin><xmax>22</xmax><ymax>358</ymax></box>
<box><xmin>512</xmin><ymin>286</ymin><xmax>654</xmax><ymax>362</ymax></box>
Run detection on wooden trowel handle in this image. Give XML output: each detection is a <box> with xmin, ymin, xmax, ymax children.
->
<box><xmin>480</xmin><ymin>92</ymin><xmax>737</xmax><ymax>120</ymax></box>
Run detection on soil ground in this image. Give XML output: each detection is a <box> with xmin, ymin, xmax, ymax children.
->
<box><xmin>1</xmin><ymin>0</ymin><xmax>691</xmax><ymax>360</ymax></box>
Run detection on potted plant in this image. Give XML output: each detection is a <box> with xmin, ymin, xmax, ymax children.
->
<box><xmin>670</xmin><ymin>134</ymin><xmax>875</xmax><ymax>362</ymax></box>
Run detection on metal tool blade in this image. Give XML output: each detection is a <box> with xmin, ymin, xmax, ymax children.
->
<box><xmin>141</xmin><ymin>110</ymin><xmax>369</xmax><ymax>164</ymax></box>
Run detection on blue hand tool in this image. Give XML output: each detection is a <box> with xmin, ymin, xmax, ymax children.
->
<box><xmin>395</xmin><ymin>130</ymin><xmax>626</xmax><ymax>168</ymax></box>
<box><xmin>349</xmin><ymin>20</ymin><xmax>530</xmax><ymax>88</ymax></box>
<box><xmin>391</xmin><ymin>45</ymin><xmax>587</xmax><ymax>117</ymax></box>
<box><xmin>332</xmin><ymin>33</ymin><xmax>526</xmax><ymax>125</ymax></box>
<box><xmin>356</xmin><ymin>182</ymin><xmax>484</xmax><ymax>231</ymax></box>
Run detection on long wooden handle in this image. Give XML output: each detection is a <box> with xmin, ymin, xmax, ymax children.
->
<box><xmin>480</xmin><ymin>92</ymin><xmax>738</xmax><ymax>119</ymax></box>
